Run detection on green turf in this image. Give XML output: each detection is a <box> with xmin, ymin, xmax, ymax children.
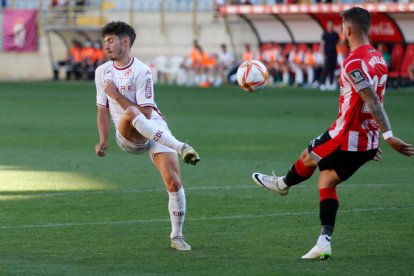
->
<box><xmin>0</xmin><ymin>81</ymin><xmax>413</xmax><ymax>275</ymax></box>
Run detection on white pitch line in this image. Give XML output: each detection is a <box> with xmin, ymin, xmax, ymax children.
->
<box><xmin>0</xmin><ymin>183</ymin><xmax>408</xmax><ymax>199</ymax></box>
<box><xmin>0</xmin><ymin>205</ymin><xmax>412</xmax><ymax>230</ymax></box>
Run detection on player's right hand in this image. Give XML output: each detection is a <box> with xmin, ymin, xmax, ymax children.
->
<box><xmin>373</xmin><ymin>148</ymin><xmax>382</xmax><ymax>161</ymax></box>
<box><xmin>95</xmin><ymin>143</ymin><xmax>108</xmax><ymax>157</ymax></box>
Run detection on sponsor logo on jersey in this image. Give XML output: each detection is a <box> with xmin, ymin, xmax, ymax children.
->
<box><xmin>145</xmin><ymin>70</ymin><xmax>152</xmax><ymax>76</ymax></box>
<box><xmin>145</xmin><ymin>78</ymin><xmax>152</xmax><ymax>98</ymax></box>
<box><xmin>119</xmin><ymin>85</ymin><xmax>133</xmax><ymax>94</ymax></box>
<box><xmin>349</xmin><ymin>69</ymin><xmax>366</xmax><ymax>84</ymax></box>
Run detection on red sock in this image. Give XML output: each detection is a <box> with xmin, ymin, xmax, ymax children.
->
<box><xmin>319</xmin><ymin>187</ymin><xmax>338</xmax><ymax>202</ymax></box>
<box><xmin>294</xmin><ymin>159</ymin><xmax>315</xmax><ymax>178</ymax></box>
<box><xmin>319</xmin><ymin>188</ymin><xmax>339</xmax><ymax>229</ymax></box>
<box><xmin>284</xmin><ymin>159</ymin><xmax>316</xmax><ymax>186</ymax></box>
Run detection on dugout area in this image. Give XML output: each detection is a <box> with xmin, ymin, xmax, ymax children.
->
<box><xmin>220</xmin><ymin>3</ymin><xmax>414</xmax><ymax>83</ymax></box>
<box><xmin>44</xmin><ymin>25</ymin><xmax>102</xmax><ymax>77</ymax></box>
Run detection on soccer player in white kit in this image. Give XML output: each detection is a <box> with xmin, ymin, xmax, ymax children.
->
<box><xmin>252</xmin><ymin>7</ymin><xmax>414</xmax><ymax>259</ymax></box>
<box><xmin>95</xmin><ymin>21</ymin><xmax>200</xmax><ymax>250</ymax></box>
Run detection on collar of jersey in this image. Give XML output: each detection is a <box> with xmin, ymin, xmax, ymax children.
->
<box><xmin>113</xmin><ymin>58</ymin><xmax>134</xmax><ymax>70</ymax></box>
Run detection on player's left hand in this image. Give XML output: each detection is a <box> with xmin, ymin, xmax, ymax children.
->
<box><xmin>386</xmin><ymin>137</ymin><xmax>414</xmax><ymax>157</ymax></box>
<box><xmin>373</xmin><ymin>148</ymin><xmax>382</xmax><ymax>161</ymax></box>
<box><xmin>103</xmin><ymin>79</ymin><xmax>120</xmax><ymax>99</ymax></box>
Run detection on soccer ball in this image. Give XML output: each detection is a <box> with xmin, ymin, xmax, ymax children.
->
<box><xmin>236</xmin><ymin>60</ymin><xmax>269</xmax><ymax>92</ymax></box>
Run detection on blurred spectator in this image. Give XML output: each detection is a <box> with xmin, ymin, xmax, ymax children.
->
<box><xmin>49</xmin><ymin>0</ymin><xmax>68</xmax><ymax>22</ymax></box>
<box><xmin>319</xmin><ymin>20</ymin><xmax>339</xmax><ymax>91</ymax></box>
<box><xmin>279</xmin><ymin>44</ymin><xmax>293</xmax><ymax>86</ymax></box>
<box><xmin>312</xmin><ymin>43</ymin><xmax>324</xmax><ymax>87</ymax></box>
<box><xmin>2</xmin><ymin>0</ymin><xmax>7</xmax><ymax>8</ymax></box>
<box><xmin>53</xmin><ymin>39</ymin><xmax>82</xmax><ymax>80</ymax></box>
<box><xmin>227</xmin><ymin>43</ymin><xmax>257</xmax><ymax>84</ymax></box>
<box><xmin>75</xmin><ymin>0</ymin><xmax>87</xmax><ymax>13</ymax></box>
<box><xmin>377</xmin><ymin>43</ymin><xmax>391</xmax><ymax>69</ymax></box>
<box><xmin>80</xmin><ymin>39</ymin><xmax>95</xmax><ymax>80</ymax></box>
<box><xmin>213</xmin><ymin>0</ymin><xmax>225</xmax><ymax>23</ymax></box>
<box><xmin>199</xmin><ymin>47</ymin><xmax>217</xmax><ymax>87</ymax></box>
<box><xmin>49</xmin><ymin>0</ymin><xmax>67</xmax><ymax>8</ymax></box>
<box><xmin>288</xmin><ymin>44</ymin><xmax>305</xmax><ymax>86</ymax></box>
<box><xmin>189</xmin><ymin>39</ymin><xmax>202</xmax><ymax>85</ymax></box>
<box><xmin>261</xmin><ymin>43</ymin><xmax>282</xmax><ymax>85</ymax></box>
<box><xmin>303</xmin><ymin>45</ymin><xmax>316</xmax><ymax>87</ymax></box>
<box><xmin>231</xmin><ymin>0</ymin><xmax>253</xmax><ymax>5</ymax></box>
<box><xmin>217</xmin><ymin>43</ymin><xmax>236</xmax><ymax>84</ymax></box>
<box><xmin>271</xmin><ymin>44</ymin><xmax>285</xmax><ymax>85</ymax></box>
<box><xmin>242</xmin><ymin>43</ymin><xmax>256</xmax><ymax>61</ymax></box>
<box><xmin>92</xmin><ymin>40</ymin><xmax>105</xmax><ymax>68</ymax></box>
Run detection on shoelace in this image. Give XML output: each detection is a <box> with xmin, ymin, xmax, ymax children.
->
<box><xmin>260</xmin><ymin>171</ymin><xmax>278</xmax><ymax>185</ymax></box>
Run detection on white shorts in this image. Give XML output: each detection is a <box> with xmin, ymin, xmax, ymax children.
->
<box><xmin>115</xmin><ymin>131</ymin><xmax>150</xmax><ymax>154</ymax></box>
<box><xmin>115</xmin><ymin>120</ymin><xmax>176</xmax><ymax>159</ymax></box>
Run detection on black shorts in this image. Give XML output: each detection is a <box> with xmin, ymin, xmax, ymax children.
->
<box><xmin>308</xmin><ymin>131</ymin><xmax>378</xmax><ymax>181</ymax></box>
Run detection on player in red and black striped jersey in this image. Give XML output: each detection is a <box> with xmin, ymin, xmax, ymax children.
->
<box><xmin>252</xmin><ymin>7</ymin><xmax>414</xmax><ymax>260</ymax></box>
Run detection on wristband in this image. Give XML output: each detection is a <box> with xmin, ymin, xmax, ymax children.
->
<box><xmin>383</xmin><ymin>131</ymin><xmax>393</xmax><ymax>140</ymax></box>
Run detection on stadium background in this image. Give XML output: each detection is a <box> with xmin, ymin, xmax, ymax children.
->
<box><xmin>2</xmin><ymin>0</ymin><xmax>414</xmax><ymax>81</ymax></box>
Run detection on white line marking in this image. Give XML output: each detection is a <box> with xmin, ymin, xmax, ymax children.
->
<box><xmin>0</xmin><ymin>183</ymin><xmax>406</xmax><ymax>198</ymax></box>
<box><xmin>0</xmin><ymin>205</ymin><xmax>412</xmax><ymax>230</ymax></box>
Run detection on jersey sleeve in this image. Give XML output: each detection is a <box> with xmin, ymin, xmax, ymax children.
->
<box><xmin>344</xmin><ymin>59</ymin><xmax>372</xmax><ymax>93</ymax></box>
<box><xmin>135</xmin><ymin>67</ymin><xmax>155</xmax><ymax>107</ymax></box>
<box><xmin>95</xmin><ymin>65</ymin><xmax>108</xmax><ymax>107</ymax></box>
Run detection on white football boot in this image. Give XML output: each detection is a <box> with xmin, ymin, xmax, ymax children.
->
<box><xmin>301</xmin><ymin>244</ymin><xmax>332</xmax><ymax>260</ymax></box>
<box><xmin>251</xmin><ymin>172</ymin><xmax>289</xmax><ymax>196</ymax></box>
<box><xmin>181</xmin><ymin>144</ymin><xmax>200</xmax><ymax>165</ymax></box>
<box><xmin>171</xmin><ymin>236</ymin><xmax>191</xmax><ymax>251</ymax></box>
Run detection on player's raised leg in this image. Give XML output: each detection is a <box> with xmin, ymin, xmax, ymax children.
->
<box><xmin>152</xmin><ymin>152</ymin><xmax>191</xmax><ymax>251</ymax></box>
<box><xmin>120</xmin><ymin>106</ymin><xmax>200</xmax><ymax>165</ymax></box>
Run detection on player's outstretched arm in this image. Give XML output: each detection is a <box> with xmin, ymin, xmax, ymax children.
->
<box><xmin>359</xmin><ymin>87</ymin><xmax>414</xmax><ymax>157</ymax></box>
<box><xmin>383</xmin><ymin>137</ymin><xmax>414</xmax><ymax>157</ymax></box>
<box><xmin>96</xmin><ymin>106</ymin><xmax>111</xmax><ymax>157</ymax></box>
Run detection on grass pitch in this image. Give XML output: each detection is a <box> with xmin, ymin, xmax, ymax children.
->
<box><xmin>0</xmin><ymin>81</ymin><xmax>413</xmax><ymax>275</ymax></box>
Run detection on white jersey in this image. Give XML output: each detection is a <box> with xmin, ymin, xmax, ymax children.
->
<box><xmin>218</xmin><ymin>51</ymin><xmax>235</xmax><ymax>67</ymax></box>
<box><xmin>95</xmin><ymin>57</ymin><xmax>165</xmax><ymax>128</ymax></box>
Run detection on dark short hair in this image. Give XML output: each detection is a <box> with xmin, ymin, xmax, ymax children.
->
<box><xmin>101</xmin><ymin>21</ymin><xmax>136</xmax><ymax>47</ymax></box>
<box><xmin>341</xmin><ymin>7</ymin><xmax>371</xmax><ymax>35</ymax></box>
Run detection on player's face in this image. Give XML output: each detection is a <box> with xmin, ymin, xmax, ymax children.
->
<box><xmin>103</xmin><ymin>34</ymin><xmax>128</xmax><ymax>61</ymax></box>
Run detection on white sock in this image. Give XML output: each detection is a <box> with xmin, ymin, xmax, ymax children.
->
<box><xmin>317</xmin><ymin>234</ymin><xmax>331</xmax><ymax>247</ymax></box>
<box><xmin>283</xmin><ymin>72</ymin><xmax>289</xmax><ymax>84</ymax></box>
<box><xmin>132</xmin><ymin>114</ymin><xmax>185</xmax><ymax>152</ymax></box>
<box><xmin>168</xmin><ymin>187</ymin><xmax>186</xmax><ymax>239</ymax></box>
